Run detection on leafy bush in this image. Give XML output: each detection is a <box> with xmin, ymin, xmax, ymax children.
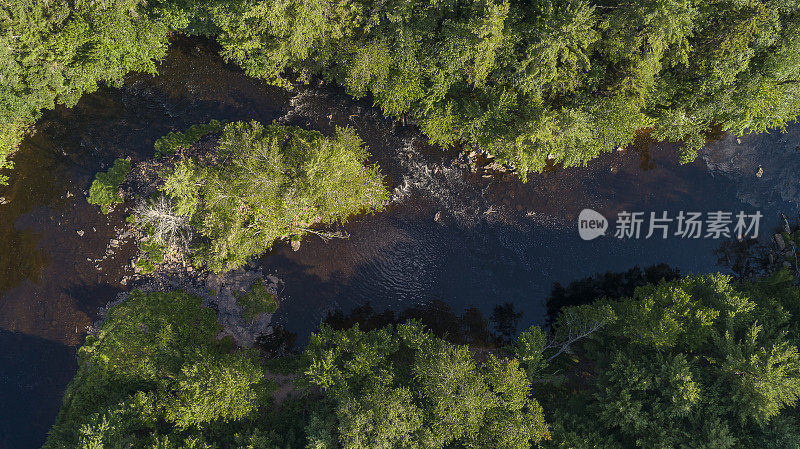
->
<box><xmin>154</xmin><ymin>119</ymin><xmax>227</xmax><ymax>157</ymax></box>
<box><xmin>236</xmin><ymin>279</ymin><xmax>278</xmax><ymax>322</ymax></box>
<box><xmin>160</xmin><ymin>120</ymin><xmax>389</xmax><ymax>272</ymax></box>
<box><xmin>87</xmin><ymin>158</ymin><xmax>131</xmax><ymax>213</ymax></box>
<box><xmin>1</xmin><ymin>0</ymin><xmax>177</xmax><ymax>179</ymax></box>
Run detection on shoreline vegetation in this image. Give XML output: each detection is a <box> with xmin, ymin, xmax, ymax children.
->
<box><xmin>3</xmin><ymin>0</ymin><xmax>800</xmax><ymax>184</ymax></box>
<box><xmin>43</xmin><ymin>270</ymin><xmax>800</xmax><ymax>448</ymax></box>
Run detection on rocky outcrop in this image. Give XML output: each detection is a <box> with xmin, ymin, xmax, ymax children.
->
<box><xmin>204</xmin><ymin>268</ymin><xmax>282</xmax><ymax>346</ymax></box>
<box><xmin>96</xmin><ymin>264</ymin><xmax>283</xmax><ymax>348</ymax></box>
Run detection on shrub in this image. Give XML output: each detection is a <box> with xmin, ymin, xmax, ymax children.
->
<box><xmin>87</xmin><ymin>158</ymin><xmax>131</xmax><ymax>213</ymax></box>
<box><xmin>154</xmin><ymin>120</ymin><xmax>227</xmax><ymax>157</ymax></box>
<box><xmin>236</xmin><ymin>279</ymin><xmax>278</xmax><ymax>322</ymax></box>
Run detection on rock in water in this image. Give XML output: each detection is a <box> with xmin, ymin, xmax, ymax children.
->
<box><xmin>775</xmin><ymin>234</ymin><xmax>786</xmax><ymax>251</ymax></box>
<box><xmin>703</xmin><ymin>125</ymin><xmax>800</xmax><ymax>208</ymax></box>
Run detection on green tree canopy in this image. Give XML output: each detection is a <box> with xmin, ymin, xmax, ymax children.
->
<box><xmin>302</xmin><ymin>320</ymin><xmax>550</xmax><ymax>449</ymax></box>
<box><xmin>159</xmin><ymin>120</ymin><xmax>389</xmax><ymax>272</ymax></box>
<box><xmin>43</xmin><ymin>290</ymin><xmax>267</xmax><ymax>449</ymax></box>
<box><xmin>536</xmin><ymin>273</ymin><xmax>800</xmax><ymax>448</ymax></box>
<box><xmin>4</xmin><ymin>1</ymin><xmax>800</xmax><ymax>183</ymax></box>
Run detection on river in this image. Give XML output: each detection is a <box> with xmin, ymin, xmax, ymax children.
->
<box><xmin>0</xmin><ymin>37</ymin><xmax>798</xmax><ymax>449</ymax></box>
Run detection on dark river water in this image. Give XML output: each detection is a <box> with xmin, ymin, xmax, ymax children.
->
<box><xmin>1</xmin><ymin>38</ymin><xmax>798</xmax><ymax>449</ymax></box>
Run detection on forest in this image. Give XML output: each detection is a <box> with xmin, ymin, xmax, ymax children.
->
<box><xmin>3</xmin><ymin>0</ymin><xmax>800</xmax><ymax>183</ymax></box>
<box><xmin>42</xmin><ymin>271</ymin><xmax>800</xmax><ymax>448</ymax></box>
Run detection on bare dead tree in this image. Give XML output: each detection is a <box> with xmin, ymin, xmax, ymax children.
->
<box><xmin>133</xmin><ymin>195</ymin><xmax>192</xmax><ymax>253</ymax></box>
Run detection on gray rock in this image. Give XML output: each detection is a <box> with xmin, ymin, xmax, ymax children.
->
<box><xmin>775</xmin><ymin>234</ymin><xmax>786</xmax><ymax>251</ymax></box>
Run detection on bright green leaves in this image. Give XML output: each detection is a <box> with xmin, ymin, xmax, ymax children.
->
<box><xmin>516</xmin><ymin>0</ymin><xmax>598</xmax><ymax>98</ymax></box>
<box><xmin>4</xmin><ymin>0</ymin><xmax>800</xmax><ymax>184</ymax></box>
<box><xmin>160</xmin><ymin>121</ymin><xmax>389</xmax><ymax>271</ymax></box>
<box><xmin>160</xmin><ymin>159</ymin><xmax>205</xmax><ymax>217</ymax></box>
<box><xmin>87</xmin><ymin>158</ymin><xmax>131</xmax><ymax>213</ymax></box>
<box><xmin>341</xmin><ymin>41</ymin><xmax>392</xmax><ymax>99</ymax></box>
<box><xmin>42</xmin><ymin>273</ymin><xmax>800</xmax><ymax>449</ymax></box>
<box><xmin>718</xmin><ymin>330</ymin><xmax>800</xmax><ymax>426</ymax></box>
<box><xmin>43</xmin><ymin>290</ymin><xmax>260</xmax><ymax>449</ymax></box>
<box><xmin>513</xmin><ymin>325</ymin><xmax>548</xmax><ymax>377</ymax></box>
<box><xmin>303</xmin><ymin>321</ymin><xmax>549</xmax><ymax>449</ymax></box>
<box><xmin>611</xmin><ymin>279</ymin><xmax>720</xmax><ymax>350</ymax></box>
<box><xmin>0</xmin><ymin>123</ymin><xmax>23</xmax><ymax>185</ymax></box>
<box><xmin>467</xmin><ymin>0</ymin><xmax>511</xmax><ymax>88</ymax></box>
<box><xmin>165</xmin><ymin>349</ymin><xmax>266</xmax><ymax>428</ymax></box>
<box><xmin>0</xmin><ymin>0</ymin><xmax>177</xmax><ymax>148</ymax></box>
<box><xmin>203</xmin><ymin>0</ymin><xmax>800</xmax><ymax>176</ymax></box>
<box><xmin>154</xmin><ymin>119</ymin><xmax>226</xmax><ymax>157</ymax></box>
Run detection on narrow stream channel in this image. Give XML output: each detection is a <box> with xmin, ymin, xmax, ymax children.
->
<box><xmin>1</xmin><ymin>37</ymin><xmax>798</xmax><ymax>449</ymax></box>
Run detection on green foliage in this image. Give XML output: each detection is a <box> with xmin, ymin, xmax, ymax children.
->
<box><xmin>135</xmin><ymin>237</ymin><xmax>168</xmax><ymax>274</ymax></box>
<box><xmin>42</xmin><ymin>273</ymin><xmax>800</xmax><ymax>449</ymax></box>
<box><xmin>538</xmin><ymin>274</ymin><xmax>800</xmax><ymax>448</ymax></box>
<box><xmin>0</xmin><ymin>0</ymin><xmax>184</xmax><ymax>178</ymax></box>
<box><xmin>87</xmin><ymin>158</ymin><xmax>131</xmax><ymax>213</ymax></box>
<box><xmin>160</xmin><ymin>120</ymin><xmax>389</xmax><ymax>272</ymax></box>
<box><xmin>302</xmin><ymin>320</ymin><xmax>550</xmax><ymax>449</ymax></box>
<box><xmin>5</xmin><ymin>0</ymin><xmax>800</xmax><ymax>183</ymax></box>
<box><xmin>236</xmin><ymin>279</ymin><xmax>278</xmax><ymax>322</ymax></box>
<box><xmin>203</xmin><ymin>0</ymin><xmax>800</xmax><ymax>176</ymax></box>
<box><xmin>0</xmin><ymin>123</ymin><xmax>24</xmax><ymax>185</ymax></box>
<box><xmin>141</xmin><ymin>238</ymin><xmax>166</xmax><ymax>264</ymax></box>
<box><xmin>43</xmin><ymin>290</ymin><xmax>268</xmax><ymax>449</ymax></box>
<box><xmin>164</xmin><ymin>349</ymin><xmax>265</xmax><ymax>428</ymax></box>
<box><xmin>154</xmin><ymin>120</ymin><xmax>227</xmax><ymax>157</ymax></box>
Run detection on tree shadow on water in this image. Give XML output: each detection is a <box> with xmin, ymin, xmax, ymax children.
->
<box><xmin>0</xmin><ymin>330</ymin><xmax>76</xmax><ymax>449</ymax></box>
